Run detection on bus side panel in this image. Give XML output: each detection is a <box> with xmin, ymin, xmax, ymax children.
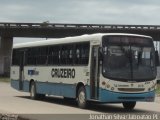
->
<box><xmin>35</xmin><ymin>82</ymin><xmax>76</xmax><ymax>98</ymax></box>
<box><xmin>85</xmin><ymin>85</ymin><xmax>91</xmax><ymax>100</ymax></box>
<box><xmin>22</xmin><ymin>80</ymin><xmax>30</xmax><ymax>92</ymax></box>
<box><xmin>24</xmin><ymin>66</ymin><xmax>89</xmax><ymax>98</ymax></box>
<box><xmin>10</xmin><ymin>66</ymin><xmax>20</xmax><ymax>90</ymax></box>
<box><xmin>61</xmin><ymin>84</ymin><xmax>76</xmax><ymax>98</ymax></box>
<box><xmin>35</xmin><ymin>82</ymin><xmax>57</xmax><ymax>95</ymax></box>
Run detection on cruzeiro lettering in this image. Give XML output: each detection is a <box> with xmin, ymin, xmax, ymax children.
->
<box><xmin>51</xmin><ymin>68</ymin><xmax>75</xmax><ymax>78</ymax></box>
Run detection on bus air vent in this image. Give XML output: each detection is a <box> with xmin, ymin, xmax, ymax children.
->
<box><xmin>118</xmin><ymin>88</ymin><xmax>145</xmax><ymax>92</ymax></box>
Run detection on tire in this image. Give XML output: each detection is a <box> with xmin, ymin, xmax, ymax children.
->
<box><xmin>38</xmin><ymin>94</ymin><xmax>45</xmax><ymax>99</ymax></box>
<box><xmin>77</xmin><ymin>86</ymin><xmax>87</xmax><ymax>109</ymax></box>
<box><xmin>30</xmin><ymin>82</ymin><xmax>38</xmax><ymax>100</ymax></box>
<box><xmin>122</xmin><ymin>102</ymin><xmax>136</xmax><ymax>110</ymax></box>
<box><xmin>64</xmin><ymin>97</ymin><xmax>74</xmax><ymax>101</ymax></box>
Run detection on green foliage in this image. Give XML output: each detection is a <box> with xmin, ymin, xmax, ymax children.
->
<box><xmin>156</xmin><ymin>84</ymin><xmax>160</xmax><ymax>96</ymax></box>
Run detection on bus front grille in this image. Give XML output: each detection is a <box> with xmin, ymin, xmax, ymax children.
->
<box><xmin>118</xmin><ymin>88</ymin><xmax>145</xmax><ymax>92</ymax></box>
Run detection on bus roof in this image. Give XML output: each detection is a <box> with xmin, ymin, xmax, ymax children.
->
<box><xmin>13</xmin><ymin>33</ymin><xmax>152</xmax><ymax>49</ymax></box>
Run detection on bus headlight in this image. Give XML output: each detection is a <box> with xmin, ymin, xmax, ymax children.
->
<box><xmin>111</xmin><ymin>87</ymin><xmax>114</xmax><ymax>91</ymax></box>
<box><xmin>102</xmin><ymin>81</ymin><xmax>106</xmax><ymax>86</ymax></box>
<box><xmin>106</xmin><ymin>84</ymin><xmax>110</xmax><ymax>88</ymax></box>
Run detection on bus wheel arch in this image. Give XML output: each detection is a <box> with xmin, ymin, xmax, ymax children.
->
<box><xmin>29</xmin><ymin>79</ymin><xmax>34</xmax><ymax>92</ymax></box>
<box><xmin>76</xmin><ymin>82</ymin><xmax>85</xmax><ymax>98</ymax></box>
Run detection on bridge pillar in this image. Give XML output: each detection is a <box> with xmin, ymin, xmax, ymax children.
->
<box><xmin>0</xmin><ymin>36</ymin><xmax>13</xmax><ymax>76</ymax></box>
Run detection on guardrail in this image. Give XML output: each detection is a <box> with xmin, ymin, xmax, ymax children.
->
<box><xmin>0</xmin><ymin>22</ymin><xmax>160</xmax><ymax>30</ymax></box>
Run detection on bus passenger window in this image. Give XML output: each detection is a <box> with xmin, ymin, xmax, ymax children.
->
<box><xmin>68</xmin><ymin>47</ymin><xmax>73</xmax><ymax>65</ymax></box>
<box><xmin>48</xmin><ymin>46</ymin><xmax>60</xmax><ymax>65</ymax></box>
<box><xmin>76</xmin><ymin>48</ymin><xmax>80</xmax><ymax>64</ymax></box>
<box><xmin>75</xmin><ymin>43</ymin><xmax>89</xmax><ymax>65</ymax></box>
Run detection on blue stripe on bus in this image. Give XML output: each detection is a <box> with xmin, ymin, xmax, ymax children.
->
<box><xmin>11</xmin><ymin>79</ymin><xmax>20</xmax><ymax>90</ymax></box>
<box><xmin>35</xmin><ymin>82</ymin><xmax>76</xmax><ymax>98</ymax></box>
<box><xmin>11</xmin><ymin>79</ymin><xmax>77</xmax><ymax>98</ymax></box>
<box><xmin>85</xmin><ymin>86</ymin><xmax>155</xmax><ymax>102</ymax></box>
<box><xmin>23</xmin><ymin>80</ymin><xmax>30</xmax><ymax>92</ymax></box>
<box><xmin>11</xmin><ymin>79</ymin><xmax>155</xmax><ymax>103</ymax></box>
<box><xmin>11</xmin><ymin>79</ymin><xmax>30</xmax><ymax>92</ymax></box>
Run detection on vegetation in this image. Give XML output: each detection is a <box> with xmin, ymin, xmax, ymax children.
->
<box><xmin>156</xmin><ymin>84</ymin><xmax>160</xmax><ymax>96</ymax></box>
<box><xmin>0</xmin><ymin>77</ymin><xmax>10</xmax><ymax>82</ymax></box>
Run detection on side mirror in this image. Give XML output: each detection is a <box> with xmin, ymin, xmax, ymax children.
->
<box><xmin>155</xmin><ymin>50</ymin><xmax>159</xmax><ymax>66</ymax></box>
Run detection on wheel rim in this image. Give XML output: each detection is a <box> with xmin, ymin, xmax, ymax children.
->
<box><xmin>79</xmin><ymin>91</ymin><xmax>85</xmax><ymax>104</ymax></box>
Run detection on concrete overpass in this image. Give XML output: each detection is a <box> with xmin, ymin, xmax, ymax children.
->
<box><xmin>1</xmin><ymin>22</ymin><xmax>160</xmax><ymax>39</ymax></box>
<box><xmin>1</xmin><ymin>22</ymin><xmax>160</xmax><ymax>76</ymax></box>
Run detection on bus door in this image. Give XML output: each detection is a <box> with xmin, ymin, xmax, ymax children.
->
<box><xmin>19</xmin><ymin>50</ymin><xmax>25</xmax><ymax>90</ymax></box>
<box><xmin>90</xmin><ymin>46</ymin><xmax>99</xmax><ymax>99</ymax></box>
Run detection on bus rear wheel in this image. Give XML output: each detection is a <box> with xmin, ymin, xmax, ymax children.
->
<box><xmin>77</xmin><ymin>86</ymin><xmax>87</xmax><ymax>109</ymax></box>
<box><xmin>122</xmin><ymin>102</ymin><xmax>136</xmax><ymax>110</ymax></box>
<box><xmin>30</xmin><ymin>82</ymin><xmax>38</xmax><ymax>100</ymax></box>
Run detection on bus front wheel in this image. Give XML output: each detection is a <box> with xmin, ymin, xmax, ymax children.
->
<box><xmin>122</xmin><ymin>102</ymin><xmax>136</xmax><ymax>110</ymax></box>
<box><xmin>77</xmin><ymin>86</ymin><xmax>87</xmax><ymax>109</ymax></box>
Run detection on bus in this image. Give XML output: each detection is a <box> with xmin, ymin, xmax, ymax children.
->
<box><xmin>10</xmin><ymin>33</ymin><xmax>157</xmax><ymax>110</ymax></box>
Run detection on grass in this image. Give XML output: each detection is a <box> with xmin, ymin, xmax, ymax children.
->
<box><xmin>156</xmin><ymin>84</ymin><xmax>160</xmax><ymax>96</ymax></box>
<box><xmin>0</xmin><ymin>77</ymin><xmax>10</xmax><ymax>82</ymax></box>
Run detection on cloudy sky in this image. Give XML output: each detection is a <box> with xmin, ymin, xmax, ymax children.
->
<box><xmin>0</xmin><ymin>0</ymin><xmax>160</xmax><ymax>43</ymax></box>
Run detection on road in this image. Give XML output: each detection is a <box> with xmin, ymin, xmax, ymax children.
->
<box><xmin>0</xmin><ymin>82</ymin><xmax>160</xmax><ymax>120</ymax></box>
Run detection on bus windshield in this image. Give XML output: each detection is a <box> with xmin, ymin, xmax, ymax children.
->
<box><xmin>102</xmin><ymin>36</ymin><xmax>156</xmax><ymax>81</ymax></box>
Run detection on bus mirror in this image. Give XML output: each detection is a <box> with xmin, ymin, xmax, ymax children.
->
<box><xmin>99</xmin><ymin>47</ymin><xmax>103</xmax><ymax>53</ymax></box>
<box><xmin>155</xmin><ymin>50</ymin><xmax>160</xmax><ymax>66</ymax></box>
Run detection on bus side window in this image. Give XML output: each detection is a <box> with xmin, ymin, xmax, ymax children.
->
<box><xmin>60</xmin><ymin>45</ymin><xmax>74</xmax><ymax>65</ymax></box>
<box><xmin>48</xmin><ymin>46</ymin><xmax>60</xmax><ymax>65</ymax></box>
<box><xmin>75</xmin><ymin>44</ymin><xmax>81</xmax><ymax>64</ymax></box>
<box><xmin>33</xmin><ymin>48</ymin><xmax>38</xmax><ymax>65</ymax></box>
<box><xmin>37</xmin><ymin>47</ymin><xmax>47</xmax><ymax>65</ymax></box>
<box><xmin>61</xmin><ymin>46</ymin><xmax>67</xmax><ymax>65</ymax></box>
<box><xmin>69</xmin><ymin>49</ymin><xmax>73</xmax><ymax>64</ymax></box>
<box><xmin>81</xmin><ymin>43</ymin><xmax>89</xmax><ymax>65</ymax></box>
<box><xmin>23</xmin><ymin>42</ymin><xmax>89</xmax><ymax>66</ymax></box>
<box><xmin>75</xmin><ymin>43</ymin><xmax>89</xmax><ymax>65</ymax></box>
<box><xmin>54</xmin><ymin>46</ymin><xmax>60</xmax><ymax>65</ymax></box>
<box><xmin>67</xmin><ymin>45</ymin><xmax>74</xmax><ymax>65</ymax></box>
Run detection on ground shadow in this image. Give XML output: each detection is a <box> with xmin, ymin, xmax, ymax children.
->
<box><xmin>15</xmin><ymin>96</ymin><xmax>160</xmax><ymax>113</ymax></box>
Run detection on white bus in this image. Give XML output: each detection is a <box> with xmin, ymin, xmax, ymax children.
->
<box><xmin>11</xmin><ymin>33</ymin><xmax>157</xmax><ymax>110</ymax></box>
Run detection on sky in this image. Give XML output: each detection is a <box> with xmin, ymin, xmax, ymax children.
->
<box><xmin>0</xmin><ymin>0</ymin><xmax>160</xmax><ymax>43</ymax></box>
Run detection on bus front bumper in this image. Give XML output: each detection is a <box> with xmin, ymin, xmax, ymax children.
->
<box><xmin>99</xmin><ymin>89</ymin><xmax>155</xmax><ymax>103</ymax></box>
